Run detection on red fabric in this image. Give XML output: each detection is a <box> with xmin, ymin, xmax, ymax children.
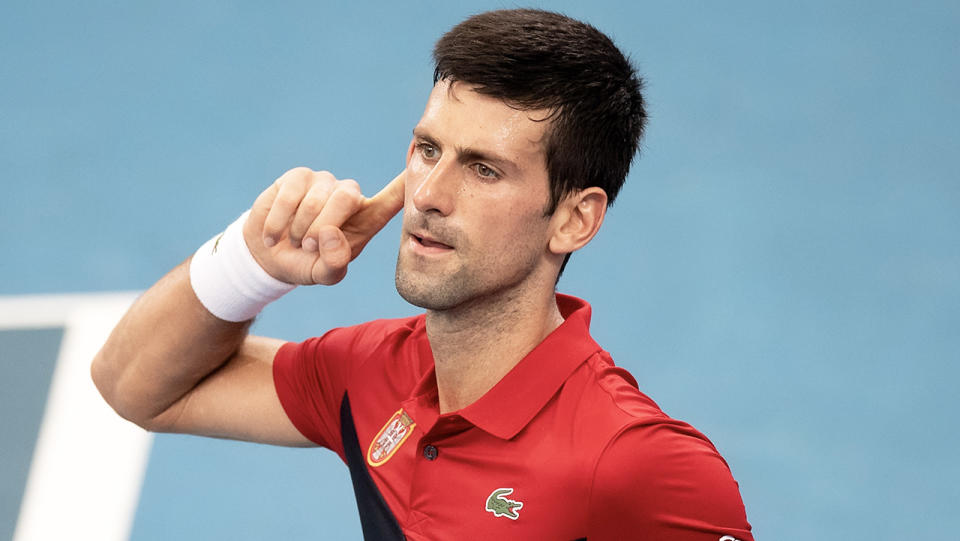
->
<box><xmin>274</xmin><ymin>294</ymin><xmax>753</xmax><ymax>540</ymax></box>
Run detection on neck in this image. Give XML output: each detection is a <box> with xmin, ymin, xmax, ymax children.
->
<box><xmin>426</xmin><ymin>280</ymin><xmax>564</xmax><ymax>414</ymax></box>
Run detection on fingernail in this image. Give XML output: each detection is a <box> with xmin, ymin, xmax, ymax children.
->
<box><xmin>320</xmin><ymin>229</ymin><xmax>339</xmax><ymax>250</ymax></box>
<box><xmin>302</xmin><ymin>237</ymin><xmax>318</xmax><ymax>252</ymax></box>
<box><xmin>263</xmin><ymin>236</ymin><xmax>276</xmax><ymax>248</ymax></box>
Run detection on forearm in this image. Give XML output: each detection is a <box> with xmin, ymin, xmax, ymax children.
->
<box><xmin>91</xmin><ymin>168</ymin><xmax>403</xmax><ymax>437</ymax></box>
<box><xmin>91</xmin><ymin>259</ymin><xmax>252</xmax><ymax>430</ymax></box>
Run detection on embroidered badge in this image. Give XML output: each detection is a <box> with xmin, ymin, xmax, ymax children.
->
<box><xmin>485</xmin><ymin>488</ymin><xmax>523</xmax><ymax>520</ymax></box>
<box><xmin>366</xmin><ymin>409</ymin><xmax>416</xmax><ymax>467</ymax></box>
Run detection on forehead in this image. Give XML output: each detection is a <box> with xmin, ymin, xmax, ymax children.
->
<box><xmin>416</xmin><ymin>81</ymin><xmax>550</xmax><ymax>169</ymax></box>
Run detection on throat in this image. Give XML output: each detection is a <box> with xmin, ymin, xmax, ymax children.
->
<box><xmin>426</xmin><ymin>295</ymin><xmax>564</xmax><ymax>414</ymax></box>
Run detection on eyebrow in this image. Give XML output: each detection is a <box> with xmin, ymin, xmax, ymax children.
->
<box><xmin>413</xmin><ymin>127</ymin><xmax>520</xmax><ymax>175</ymax></box>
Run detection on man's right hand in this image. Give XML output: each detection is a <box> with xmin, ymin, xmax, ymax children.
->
<box><xmin>245</xmin><ymin>167</ymin><xmax>406</xmax><ymax>286</ymax></box>
<box><xmin>93</xmin><ymin>167</ymin><xmax>405</xmax><ymax>444</ymax></box>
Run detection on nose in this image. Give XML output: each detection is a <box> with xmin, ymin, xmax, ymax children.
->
<box><xmin>412</xmin><ymin>157</ymin><xmax>457</xmax><ymax>216</ymax></box>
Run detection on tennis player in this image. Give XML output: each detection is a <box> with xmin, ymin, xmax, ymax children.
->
<box><xmin>93</xmin><ymin>9</ymin><xmax>753</xmax><ymax>540</ymax></box>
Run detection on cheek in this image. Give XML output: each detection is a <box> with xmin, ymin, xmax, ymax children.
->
<box><xmin>404</xmin><ymin>156</ymin><xmax>431</xmax><ymax>201</ymax></box>
<box><xmin>475</xmin><ymin>201</ymin><xmax>550</xmax><ymax>252</ymax></box>
<box><xmin>408</xmin><ymin>153</ymin><xmax>432</xmax><ymax>175</ymax></box>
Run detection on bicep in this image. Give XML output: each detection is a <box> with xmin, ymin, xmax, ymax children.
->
<box><xmin>588</xmin><ymin>423</ymin><xmax>753</xmax><ymax>541</ymax></box>
<box><xmin>151</xmin><ymin>335</ymin><xmax>315</xmax><ymax>447</ymax></box>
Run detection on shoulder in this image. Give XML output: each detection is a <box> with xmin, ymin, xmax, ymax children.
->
<box><xmin>270</xmin><ymin>314</ymin><xmax>427</xmax><ymax>451</ymax></box>
<box><xmin>572</xmin><ymin>353</ymin><xmax>753</xmax><ymax>539</ymax></box>
<box><xmin>278</xmin><ymin>314</ymin><xmax>425</xmax><ymax>363</ymax></box>
<box><xmin>562</xmin><ymin>351</ymin><xmax>669</xmax><ymax>434</ymax></box>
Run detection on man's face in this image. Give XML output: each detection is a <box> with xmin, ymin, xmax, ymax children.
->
<box><xmin>395</xmin><ymin>80</ymin><xmax>555</xmax><ymax>311</ymax></box>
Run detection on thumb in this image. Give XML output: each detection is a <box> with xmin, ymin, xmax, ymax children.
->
<box><xmin>313</xmin><ymin>226</ymin><xmax>351</xmax><ymax>285</ymax></box>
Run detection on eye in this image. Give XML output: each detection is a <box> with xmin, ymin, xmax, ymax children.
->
<box><xmin>474</xmin><ymin>163</ymin><xmax>499</xmax><ymax>179</ymax></box>
<box><xmin>418</xmin><ymin>143</ymin><xmax>439</xmax><ymax>160</ymax></box>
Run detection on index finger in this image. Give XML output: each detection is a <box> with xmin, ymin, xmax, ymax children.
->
<box><xmin>355</xmin><ymin>170</ymin><xmax>406</xmax><ymax>230</ymax></box>
<box><xmin>369</xmin><ymin>170</ymin><xmax>405</xmax><ymax>212</ymax></box>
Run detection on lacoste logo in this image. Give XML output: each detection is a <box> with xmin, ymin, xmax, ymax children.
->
<box><xmin>485</xmin><ymin>488</ymin><xmax>523</xmax><ymax>520</ymax></box>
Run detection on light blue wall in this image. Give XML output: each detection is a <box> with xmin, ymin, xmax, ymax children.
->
<box><xmin>2</xmin><ymin>1</ymin><xmax>958</xmax><ymax>539</ymax></box>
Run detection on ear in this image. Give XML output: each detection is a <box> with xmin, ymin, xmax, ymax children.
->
<box><xmin>548</xmin><ymin>187</ymin><xmax>608</xmax><ymax>256</ymax></box>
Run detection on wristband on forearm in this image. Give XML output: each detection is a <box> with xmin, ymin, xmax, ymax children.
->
<box><xmin>189</xmin><ymin>210</ymin><xmax>296</xmax><ymax>322</ymax></box>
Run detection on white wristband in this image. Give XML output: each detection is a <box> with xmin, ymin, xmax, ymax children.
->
<box><xmin>189</xmin><ymin>210</ymin><xmax>296</xmax><ymax>322</ymax></box>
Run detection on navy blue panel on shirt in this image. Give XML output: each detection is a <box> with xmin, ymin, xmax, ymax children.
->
<box><xmin>341</xmin><ymin>392</ymin><xmax>406</xmax><ymax>541</ymax></box>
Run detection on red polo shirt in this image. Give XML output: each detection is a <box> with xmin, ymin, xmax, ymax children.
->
<box><xmin>274</xmin><ymin>295</ymin><xmax>753</xmax><ymax>540</ymax></box>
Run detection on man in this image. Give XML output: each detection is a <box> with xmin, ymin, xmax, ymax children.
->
<box><xmin>93</xmin><ymin>9</ymin><xmax>753</xmax><ymax>540</ymax></box>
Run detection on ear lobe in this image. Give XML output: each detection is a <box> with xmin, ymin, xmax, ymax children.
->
<box><xmin>548</xmin><ymin>188</ymin><xmax>608</xmax><ymax>256</ymax></box>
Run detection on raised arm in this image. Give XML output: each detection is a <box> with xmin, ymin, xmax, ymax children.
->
<box><xmin>91</xmin><ymin>168</ymin><xmax>405</xmax><ymax>445</ymax></box>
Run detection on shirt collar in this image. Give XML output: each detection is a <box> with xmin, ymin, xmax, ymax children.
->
<box><xmin>455</xmin><ymin>294</ymin><xmax>601</xmax><ymax>440</ymax></box>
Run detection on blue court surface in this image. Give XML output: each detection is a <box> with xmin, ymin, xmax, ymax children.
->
<box><xmin>2</xmin><ymin>2</ymin><xmax>958</xmax><ymax>539</ymax></box>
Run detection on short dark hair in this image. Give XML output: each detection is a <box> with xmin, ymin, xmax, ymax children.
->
<box><xmin>433</xmin><ymin>9</ymin><xmax>646</xmax><ymax>215</ymax></box>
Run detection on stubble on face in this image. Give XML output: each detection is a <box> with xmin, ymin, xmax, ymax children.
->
<box><xmin>394</xmin><ymin>81</ymin><xmax>555</xmax><ymax>314</ymax></box>
<box><xmin>394</xmin><ymin>208</ymin><xmax>547</xmax><ymax>312</ymax></box>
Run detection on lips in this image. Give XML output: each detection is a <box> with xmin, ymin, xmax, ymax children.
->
<box><xmin>413</xmin><ymin>234</ymin><xmax>453</xmax><ymax>250</ymax></box>
<box><xmin>403</xmin><ymin>214</ymin><xmax>458</xmax><ymax>253</ymax></box>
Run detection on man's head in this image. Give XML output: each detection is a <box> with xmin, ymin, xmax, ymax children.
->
<box><xmin>395</xmin><ymin>10</ymin><xmax>645</xmax><ymax>312</ymax></box>
<box><xmin>433</xmin><ymin>9</ymin><xmax>646</xmax><ymax>214</ymax></box>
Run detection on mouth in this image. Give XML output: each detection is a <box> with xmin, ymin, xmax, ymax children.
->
<box><xmin>408</xmin><ymin>231</ymin><xmax>455</xmax><ymax>254</ymax></box>
<box><xmin>415</xmin><ymin>234</ymin><xmax>453</xmax><ymax>249</ymax></box>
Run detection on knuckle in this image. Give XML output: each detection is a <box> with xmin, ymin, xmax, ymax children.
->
<box><xmin>278</xmin><ymin>167</ymin><xmax>313</xmax><ymax>189</ymax></box>
<box><xmin>334</xmin><ymin>182</ymin><xmax>364</xmax><ymax>207</ymax></box>
<box><xmin>286</xmin><ymin>166</ymin><xmax>313</xmax><ymax>178</ymax></box>
<box><xmin>323</xmin><ymin>250</ymin><xmax>350</xmax><ymax>274</ymax></box>
<box><xmin>313</xmin><ymin>170</ymin><xmax>337</xmax><ymax>184</ymax></box>
<box><xmin>328</xmin><ymin>266</ymin><xmax>348</xmax><ymax>285</ymax></box>
<box><xmin>275</xmin><ymin>189</ymin><xmax>303</xmax><ymax>207</ymax></box>
<box><xmin>317</xmin><ymin>265</ymin><xmax>347</xmax><ymax>286</ymax></box>
<box><xmin>339</xmin><ymin>178</ymin><xmax>361</xmax><ymax>192</ymax></box>
<box><xmin>300</xmin><ymin>196</ymin><xmax>325</xmax><ymax>215</ymax></box>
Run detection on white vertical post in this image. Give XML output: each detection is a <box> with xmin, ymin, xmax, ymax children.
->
<box><xmin>3</xmin><ymin>293</ymin><xmax>152</xmax><ymax>541</ymax></box>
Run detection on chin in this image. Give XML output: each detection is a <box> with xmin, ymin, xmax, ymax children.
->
<box><xmin>395</xmin><ymin>271</ymin><xmax>461</xmax><ymax>311</ymax></box>
<box><xmin>394</xmin><ymin>249</ymin><xmax>541</xmax><ymax>312</ymax></box>
<box><xmin>394</xmin><ymin>257</ymin><xmax>479</xmax><ymax>311</ymax></box>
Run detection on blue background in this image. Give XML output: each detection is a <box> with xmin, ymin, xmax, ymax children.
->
<box><xmin>3</xmin><ymin>1</ymin><xmax>958</xmax><ymax>539</ymax></box>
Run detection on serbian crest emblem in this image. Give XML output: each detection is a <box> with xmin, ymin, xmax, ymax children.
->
<box><xmin>366</xmin><ymin>409</ymin><xmax>416</xmax><ymax>467</ymax></box>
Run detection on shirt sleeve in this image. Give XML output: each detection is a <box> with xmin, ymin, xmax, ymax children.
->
<box><xmin>272</xmin><ymin>318</ymin><xmax>413</xmax><ymax>459</ymax></box>
<box><xmin>587</xmin><ymin>420</ymin><xmax>754</xmax><ymax>541</ymax></box>
<box><xmin>273</xmin><ymin>332</ymin><xmax>350</xmax><ymax>456</ymax></box>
